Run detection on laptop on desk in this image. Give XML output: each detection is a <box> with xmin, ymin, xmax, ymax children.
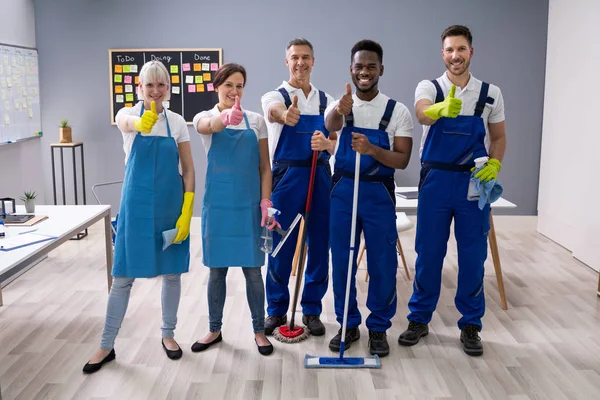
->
<box><xmin>396</xmin><ymin>191</ymin><xmax>419</xmax><ymax>200</ymax></box>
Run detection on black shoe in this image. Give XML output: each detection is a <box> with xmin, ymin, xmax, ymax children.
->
<box><xmin>82</xmin><ymin>349</ymin><xmax>116</xmax><ymax>374</ymax></box>
<box><xmin>398</xmin><ymin>321</ymin><xmax>429</xmax><ymax>346</ymax></box>
<box><xmin>368</xmin><ymin>330</ymin><xmax>390</xmax><ymax>357</ymax></box>
<box><xmin>264</xmin><ymin>315</ymin><xmax>287</xmax><ymax>336</ymax></box>
<box><xmin>191</xmin><ymin>332</ymin><xmax>223</xmax><ymax>352</ymax></box>
<box><xmin>255</xmin><ymin>338</ymin><xmax>274</xmax><ymax>356</ymax></box>
<box><xmin>162</xmin><ymin>339</ymin><xmax>183</xmax><ymax>360</ymax></box>
<box><xmin>302</xmin><ymin>315</ymin><xmax>325</xmax><ymax>336</ymax></box>
<box><xmin>460</xmin><ymin>325</ymin><xmax>483</xmax><ymax>356</ymax></box>
<box><xmin>328</xmin><ymin>327</ymin><xmax>360</xmax><ymax>352</ymax></box>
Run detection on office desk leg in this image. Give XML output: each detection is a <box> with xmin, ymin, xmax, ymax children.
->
<box><xmin>104</xmin><ymin>214</ymin><xmax>113</xmax><ymax>293</ymax></box>
<box><xmin>597</xmin><ymin>271</ymin><xmax>600</xmax><ymax>297</ymax></box>
<box><xmin>0</xmin><ymin>285</ymin><xmax>3</xmax><ymax>307</ymax></box>
<box><xmin>489</xmin><ymin>211</ymin><xmax>508</xmax><ymax>310</ymax></box>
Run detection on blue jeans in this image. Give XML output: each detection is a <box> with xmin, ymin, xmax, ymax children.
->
<box><xmin>208</xmin><ymin>267</ymin><xmax>265</xmax><ymax>333</ymax></box>
<box><xmin>100</xmin><ymin>274</ymin><xmax>181</xmax><ymax>350</ymax></box>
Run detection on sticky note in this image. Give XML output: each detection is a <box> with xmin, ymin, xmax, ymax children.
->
<box><xmin>172</xmin><ymin>86</ymin><xmax>180</xmax><ymax>94</ymax></box>
<box><xmin>125</xmin><ymin>103</ymin><xmax>133</xmax><ymax>108</ymax></box>
<box><xmin>211</xmin><ymin>63</ymin><xmax>218</xmax><ymax>71</ymax></box>
<box><xmin>185</xmin><ymin>76</ymin><xmax>193</xmax><ymax>84</ymax></box>
<box><xmin>207</xmin><ymin>83</ymin><xmax>214</xmax><ymax>91</ymax></box>
<box><xmin>188</xmin><ymin>84</ymin><xmax>196</xmax><ymax>93</ymax></box>
<box><xmin>116</xmin><ymin>95</ymin><xmax>124</xmax><ymax>103</ymax></box>
<box><xmin>28</xmin><ymin>108</ymin><xmax>33</xmax><ymax>118</ymax></box>
<box><xmin>164</xmin><ymin>101</ymin><xmax>170</xmax><ymax>109</ymax></box>
<box><xmin>123</xmin><ymin>65</ymin><xmax>131</xmax><ymax>73</ymax></box>
<box><xmin>197</xmin><ymin>84</ymin><xmax>204</xmax><ymax>92</ymax></box>
<box><xmin>14</xmin><ymin>100</ymin><xmax>19</xmax><ymax>109</ymax></box>
<box><xmin>193</xmin><ymin>63</ymin><xmax>201</xmax><ymax>71</ymax></box>
<box><xmin>4</xmin><ymin>115</ymin><xmax>9</xmax><ymax>124</ymax></box>
<box><xmin>115</xmin><ymin>85</ymin><xmax>123</xmax><ymax>94</ymax></box>
<box><xmin>0</xmin><ymin>78</ymin><xmax>5</xmax><ymax>87</ymax></box>
<box><xmin>130</xmin><ymin>65</ymin><xmax>138</xmax><ymax>73</ymax></box>
<box><xmin>125</xmin><ymin>85</ymin><xmax>133</xmax><ymax>92</ymax></box>
<box><xmin>115</xmin><ymin>65</ymin><xmax>123</xmax><ymax>73</ymax></box>
<box><xmin>170</xmin><ymin>65</ymin><xmax>179</xmax><ymax>73</ymax></box>
<box><xmin>124</xmin><ymin>75</ymin><xmax>132</xmax><ymax>84</ymax></box>
<box><xmin>195</xmin><ymin>75</ymin><xmax>203</xmax><ymax>84</ymax></box>
<box><xmin>202</xmin><ymin>63</ymin><xmax>210</xmax><ymax>71</ymax></box>
<box><xmin>203</xmin><ymin>73</ymin><xmax>211</xmax><ymax>82</ymax></box>
<box><xmin>172</xmin><ymin>75</ymin><xmax>180</xmax><ymax>84</ymax></box>
<box><xmin>114</xmin><ymin>74</ymin><xmax>122</xmax><ymax>83</ymax></box>
<box><xmin>134</xmin><ymin>76</ymin><xmax>139</xmax><ymax>84</ymax></box>
<box><xmin>182</xmin><ymin>63</ymin><xmax>191</xmax><ymax>72</ymax></box>
<box><xmin>125</xmin><ymin>93</ymin><xmax>134</xmax><ymax>102</ymax></box>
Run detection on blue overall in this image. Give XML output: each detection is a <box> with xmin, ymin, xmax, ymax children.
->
<box><xmin>330</xmin><ymin>99</ymin><xmax>398</xmax><ymax>332</ymax></box>
<box><xmin>113</xmin><ymin>104</ymin><xmax>190</xmax><ymax>278</ymax></box>
<box><xmin>202</xmin><ymin>113</ymin><xmax>263</xmax><ymax>268</ymax></box>
<box><xmin>408</xmin><ymin>80</ymin><xmax>495</xmax><ymax>330</ymax></box>
<box><xmin>266</xmin><ymin>88</ymin><xmax>331</xmax><ymax>317</ymax></box>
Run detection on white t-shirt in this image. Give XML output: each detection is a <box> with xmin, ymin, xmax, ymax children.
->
<box><xmin>260</xmin><ymin>81</ymin><xmax>334</xmax><ymax>160</ymax></box>
<box><xmin>192</xmin><ymin>105</ymin><xmax>268</xmax><ymax>154</ymax></box>
<box><xmin>324</xmin><ymin>91</ymin><xmax>413</xmax><ymax>157</ymax></box>
<box><xmin>415</xmin><ymin>72</ymin><xmax>505</xmax><ymax>156</ymax></box>
<box><xmin>115</xmin><ymin>102</ymin><xmax>190</xmax><ymax>164</ymax></box>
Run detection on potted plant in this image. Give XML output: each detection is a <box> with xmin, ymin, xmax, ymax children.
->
<box><xmin>59</xmin><ymin>118</ymin><xmax>72</xmax><ymax>143</ymax></box>
<box><xmin>20</xmin><ymin>190</ymin><xmax>37</xmax><ymax>213</ymax></box>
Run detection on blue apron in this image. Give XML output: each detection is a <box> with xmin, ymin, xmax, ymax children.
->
<box><xmin>265</xmin><ymin>88</ymin><xmax>331</xmax><ymax>317</ymax></box>
<box><xmin>408</xmin><ymin>80</ymin><xmax>495</xmax><ymax>330</ymax></box>
<box><xmin>112</xmin><ymin>104</ymin><xmax>190</xmax><ymax>278</ymax></box>
<box><xmin>330</xmin><ymin>99</ymin><xmax>398</xmax><ymax>332</ymax></box>
<box><xmin>201</xmin><ymin>112</ymin><xmax>263</xmax><ymax>268</ymax></box>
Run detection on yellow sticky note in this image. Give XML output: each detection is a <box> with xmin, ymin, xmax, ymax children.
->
<box><xmin>114</xmin><ymin>74</ymin><xmax>122</xmax><ymax>83</ymax></box>
<box><xmin>193</xmin><ymin>63</ymin><xmax>201</xmax><ymax>71</ymax></box>
<box><xmin>172</xmin><ymin>75</ymin><xmax>180</xmax><ymax>84</ymax></box>
<box><xmin>115</xmin><ymin>85</ymin><xmax>123</xmax><ymax>93</ymax></box>
<box><xmin>197</xmin><ymin>84</ymin><xmax>204</xmax><ymax>92</ymax></box>
<box><xmin>123</xmin><ymin>65</ymin><xmax>131</xmax><ymax>73</ymax></box>
<box><xmin>170</xmin><ymin>65</ymin><xmax>179</xmax><ymax>74</ymax></box>
<box><xmin>203</xmin><ymin>73</ymin><xmax>211</xmax><ymax>82</ymax></box>
<box><xmin>114</xmin><ymin>65</ymin><xmax>123</xmax><ymax>73</ymax></box>
<box><xmin>125</xmin><ymin>93</ymin><xmax>134</xmax><ymax>102</ymax></box>
<box><xmin>125</xmin><ymin>103</ymin><xmax>133</xmax><ymax>108</ymax></box>
<box><xmin>134</xmin><ymin>76</ymin><xmax>139</xmax><ymax>85</ymax></box>
<box><xmin>195</xmin><ymin>75</ymin><xmax>203</xmax><ymax>84</ymax></box>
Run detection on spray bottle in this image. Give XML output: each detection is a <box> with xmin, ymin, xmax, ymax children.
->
<box><xmin>259</xmin><ymin>207</ymin><xmax>281</xmax><ymax>253</ymax></box>
<box><xmin>467</xmin><ymin>156</ymin><xmax>489</xmax><ymax>201</ymax></box>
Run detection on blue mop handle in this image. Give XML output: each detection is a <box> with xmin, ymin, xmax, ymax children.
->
<box><xmin>340</xmin><ymin>151</ymin><xmax>360</xmax><ymax>360</ymax></box>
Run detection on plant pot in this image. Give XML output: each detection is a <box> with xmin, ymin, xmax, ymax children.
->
<box><xmin>59</xmin><ymin>127</ymin><xmax>72</xmax><ymax>143</ymax></box>
<box><xmin>24</xmin><ymin>199</ymin><xmax>35</xmax><ymax>213</ymax></box>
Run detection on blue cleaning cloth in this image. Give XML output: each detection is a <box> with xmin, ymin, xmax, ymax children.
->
<box><xmin>469</xmin><ymin>167</ymin><xmax>504</xmax><ymax>210</ymax></box>
<box><xmin>162</xmin><ymin>228</ymin><xmax>182</xmax><ymax>251</ymax></box>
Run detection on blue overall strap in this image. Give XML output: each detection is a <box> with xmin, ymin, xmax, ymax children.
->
<box><xmin>345</xmin><ymin>108</ymin><xmax>354</xmax><ymax>127</ymax></box>
<box><xmin>378</xmin><ymin>99</ymin><xmax>396</xmax><ymax>131</ymax></box>
<box><xmin>278</xmin><ymin>88</ymin><xmax>292</xmax><ymax>108</ymax></box>
<box><xmin>318</xmin><ymin>90</ymin><xmax>327</xmax><ymax>115</ymax></box>
<box><xmin>474</xmin><ymin>82</ymin><xmax>494</xmax><ymax>117</ymax></box>
<box><xmin>431</xmin><ymin>79</ymin><xmax>444</xmax><ymax>104</ymax></box>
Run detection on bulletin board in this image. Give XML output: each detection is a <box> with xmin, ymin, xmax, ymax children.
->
<box><xmin>0</xmin><ymin>43</ymin><xmax>43</xmax><ymax>144</ymax></box>
<box><xmin>108</xmin><ymin>48</ymin><xmax>223</xmax><ymax>125</ymax></box>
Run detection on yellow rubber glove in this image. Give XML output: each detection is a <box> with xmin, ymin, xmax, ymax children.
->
<box><xmin>174</xmin><ymin>192</ymin><xmax>194</xmax><ymax>242</ymax></box>
<box><xmin>423</xmin><ymin>84</ymin><xmax>463</xmax><ymax>120</ymax></box>
<box><xmin>134</xmin><ymin>100</ymin><xmax>159</xmax><ymax>134</ymax></box>
<box><xmin>475</xmin><ymin>158</ymin><xmax>502</xmax><ymax>182</ymax></box>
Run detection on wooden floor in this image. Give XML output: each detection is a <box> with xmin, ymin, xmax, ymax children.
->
<box><xmin>1</xmin><ymin>216</ymin><xmax>600</xmax><ymax>400</ymax></box>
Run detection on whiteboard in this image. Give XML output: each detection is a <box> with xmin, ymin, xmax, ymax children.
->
<box><xmin>0</xmin><ymin>43</ymin><xmax>42</xmax><ymax>145</ymax></box>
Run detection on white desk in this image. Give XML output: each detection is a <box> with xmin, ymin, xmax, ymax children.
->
<box><xmin>0</xmin><ymin>205</ymin><xmax>113</xmax><ymax>306</ymax></box>
<box><xmin>394</xmin><ymin>187</ymin><xmax>517</xmax><ymax>310</ymax></box>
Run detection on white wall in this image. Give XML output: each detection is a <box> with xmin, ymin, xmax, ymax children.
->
<box><xmin>0</xmin><ymin>0</ymin><xmax>45</xmax><ymax>205</ymax></box>
<box><xmin>538</xmin><ymin>0</ymin><xmax>600</xmax><ymax>271</ymax></box>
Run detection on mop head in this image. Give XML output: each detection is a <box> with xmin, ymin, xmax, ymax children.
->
<box><xmin>304</xmin><ymin>354</ymin><xmax>381</xmax><ymax>369</ymax></box>
<box><xmin>272</xmin><ymin>325</ymin><xmax>310</xmax><ymax>343</ymax></box>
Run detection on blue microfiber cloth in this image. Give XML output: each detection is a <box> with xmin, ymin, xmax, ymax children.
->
<box><xmin>469</xmin><ymin>167</ymin><xmax>504</xmax><ymax>210</ymax></box>
<box><xmin>162</xmin><ymin>228</ymin><xmax>182</xmax><ymax>251</ymax></box>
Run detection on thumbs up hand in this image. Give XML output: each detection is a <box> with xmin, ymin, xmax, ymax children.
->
<box><xmin>423</xmin><ymin>84</ymin><xmax>463</xmax><ymax>120</ymax></box>
<box><xmin>134</xmin><ymin>100</ymin><xmax>159</xmax><ymax>134</ymax></box>
<box><xmin>219</xmin><ymin>96</ymin><xmax>244</xmax><ymax>126</ymax></box>
<box><xmin>336</xmin><ymin>83</ymin><xmax>354</xmax><ymax>116</ymax></box>
<box><xmin>283</xmin><ymin>95</ymin><xmax>301</xmax><ymax>126</ymax></box>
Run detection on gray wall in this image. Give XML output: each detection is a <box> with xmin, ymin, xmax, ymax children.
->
<box><xmin>33</xmin><ymin>0</ymin><xmax>548</xmax><ymax>215</ymax></box>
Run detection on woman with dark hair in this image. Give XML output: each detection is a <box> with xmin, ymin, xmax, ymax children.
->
<box><xmin>191</xmin><ymin>63</ymin><xmax>276</xmax><ymax>355</ymax></box>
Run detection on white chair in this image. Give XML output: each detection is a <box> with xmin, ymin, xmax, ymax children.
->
<box><xmin>358</xmin><ymin>212</ymin><xmax>413</xmax><ymax>281</ymax></box>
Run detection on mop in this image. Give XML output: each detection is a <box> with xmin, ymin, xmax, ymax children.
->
<box><xmin>272</xmin><ymin>151</ymin><xmax>319</xmax><ymax>344</ymax></box>
<box><xmin>304</xmin><ymin>151</ymin><xmax>381</xmax><ymax>368</ymax></box>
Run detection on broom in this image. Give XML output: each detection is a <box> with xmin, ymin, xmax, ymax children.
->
<box><xmin>273</xmin><ymin>150</ymin><xmax>319</xmax><ymax>343</ymax></box>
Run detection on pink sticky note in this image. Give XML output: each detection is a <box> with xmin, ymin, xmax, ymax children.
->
<box><xmin>124</xmin><ymin>75</ymin><xmax>132</xmax><ymax>84</ymax></box>
<box><xmin>188</xmin><ymin>84</ymin><xmax>196</xmax><ymax>93</ymax></box>
<box><xmin>182</xmin><ymin>63</ymin><xmax>191</xmax><ymax>72</ymax></box>
<box><xmin>210</xmin><ymin>63</ymin><xmax>218</xmax><ymax>71</ymax></box>
<box><xmin>207</xmin><ymin>83</ymin><xmax>214</xmax><ymax>92</ymax></box>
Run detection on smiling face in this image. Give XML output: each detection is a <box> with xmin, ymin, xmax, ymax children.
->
<box><xmin>350</xmin><ymin>50</ymin><xmax>383</xmax><ymax>94</ymax></box>
<box><xmin>285</xmin><ymin>45</ymin><xmax>314</xmax><ymax>85</ymax></box>
<box><xmin>442</xmin><ymin>35</ymin><xmax>473</xmax><ymax>78</ymax></box>
<box><xmin>140</xmin><ymin>79</ymin><xmax>169</xmax><ymax>107</ymax></box>
<box><xmin>138</xmin><ymin>61</ymin><xmax>170</xmax><ymax>111</ymax></box>
<box><xmin>215</xmin><ymin>71</ymin><xmax>244</xmax><ymax>110</ymax></box>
